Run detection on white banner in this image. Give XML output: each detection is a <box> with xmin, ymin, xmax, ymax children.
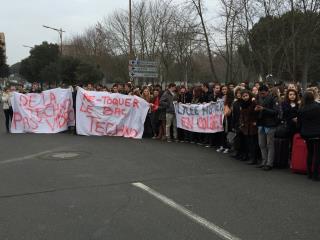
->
<box><xmin>76</xmin><ymin>88</ymin><xmax>149</xmax><ymax>139</ymax></box>
<box><xmin>174</xmin><ymin>101</ymin><xmax>224</xmax><ymax>133</ymax></box>
<box><xmin>11</xmin><ymin>88</ymin><xmax>75</xmax><ymax>133</ymax></box>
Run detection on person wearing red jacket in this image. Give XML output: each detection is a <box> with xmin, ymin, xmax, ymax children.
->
<box><xmin>151</xmin><ymin>89</ymin><xmax>161</xmax><ymax>138</ymax></box>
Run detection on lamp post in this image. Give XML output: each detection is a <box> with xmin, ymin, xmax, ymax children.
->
<box><xmin>22</xmin><ymin>45</ymin><xmax>33</xmax><ymax>49</ymax></box>
<box><xmin>129</xmin><ymin>0</ymin><xmax>133</xmax><ymax>60</ymax></box>
<box><xmin>42</xmin><ymin>25</ymin><xmax>65</xmax><ymax>55</ymax></box>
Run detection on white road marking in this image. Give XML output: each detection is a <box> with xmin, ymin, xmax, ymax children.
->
<box><xmin>132</xmin><ymin>182</ymin><xmax>242</xmax><ymax>240</ymax></box>
<box><xmin>0</xmin><ymin>150</ymin><xmax>54</xmax><ymax>165</ymax></box>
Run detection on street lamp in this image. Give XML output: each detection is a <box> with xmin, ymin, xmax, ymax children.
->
<box><xmin>22</xmin><ymin>45</ymin><xmax>33</xmax><ymax>49</ymax></box>
<box><xmin>42</xmin><ymin>25</ymin><xmax>65</xmax><ymax>55</ymax></box>
<box><xmin>129</xmin><ymin>0</ymin><xmax>133</xmax><ymax>60</ymax></box>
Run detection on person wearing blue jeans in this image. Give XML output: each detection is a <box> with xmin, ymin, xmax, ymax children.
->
<box><xmin>255</xmin><ymin>85</ymin><xmax>280</xmax><ymax>171</ymax></box>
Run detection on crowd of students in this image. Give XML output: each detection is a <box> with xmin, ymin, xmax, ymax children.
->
<box><xmin>2</xmin><ymin>81</ymin><xmax>320</xmax><ymax>180</ymax></box>
<box><xmin>136</xmin><ymin>81</ymin><xmax>320</xmax><ymax>181</ymax></box>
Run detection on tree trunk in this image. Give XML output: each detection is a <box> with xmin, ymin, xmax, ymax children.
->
<box><xmin>194</xmin><ymin>0</ymin><xmax>219</xmax><ymax>82</ymax></box>
<box><xmin>302</xmin><ymin>59</ymin><xmax>309</xmax><ymax>90</ymax></box>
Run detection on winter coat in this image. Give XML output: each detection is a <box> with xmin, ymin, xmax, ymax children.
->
<box><xmin>256</xmin><ymin>94</ymin><xmax>280</xmax><ymax>127</ymax></box>
<box><xmin>298</xmin><ymin>102</ymin><xmax>320</xmax><ymax>139</ymax></box>
<box><xmin>199</xmin><ymin>91</ymin><xmax>212</xmax><ymax>103</ymax></box>
<box><xmin>239</xmin><ymin>100</ymin><xmax>258</xmax><ymax>136</ymax></box>
<box><xmin>281</xmin><ymin>101</ymin><xmax>299</xmax><ymax>135</ymax></box>
<box><xmin>232</xmin><ymin>100</ymin><xmax>241</xmax><ymax>131</ymax></box>
<box><xmin>178</xmin><ymin>92</ymin><xmax>192</xmax><ymax>104</ymax></box>
<box><xmin>159</xmin><ymin>90</ymin><xmax>178</xmax><ymax>114</ymax></box>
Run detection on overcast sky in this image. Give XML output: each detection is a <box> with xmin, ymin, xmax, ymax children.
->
<box><xmin>1</xmin><ymin>0</ymin><xmax>217</xmax><ymax>65</ymax></box>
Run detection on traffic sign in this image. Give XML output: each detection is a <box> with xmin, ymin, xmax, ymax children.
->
<box><xmin>129</xmin><ymin>59</ymin><xmax>159</xmax><ymax>78</ymax></box>
<box><xmin>129</xmin><ymin>66</ymin><xmax>158</xmax><ymax>73</ymax></box>
<box><xmin>129</xmin><ymin>60</ymin><xmax>158</xmax><ymax>67</ymax></box>
<box><xmin>129</xmin><ymin>72</ymin><xmax>159</xmax><ymax>78</ymax></box>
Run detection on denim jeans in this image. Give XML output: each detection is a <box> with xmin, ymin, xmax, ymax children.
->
<box><xmin>166</xmin><ymin>113</ymin><xmax>177</xmax><ymax>139</ymax></box>
<box><xmin>258</xmin><ymin>127</ymin><xmax>276</xmax><ymax>167</ymax></box>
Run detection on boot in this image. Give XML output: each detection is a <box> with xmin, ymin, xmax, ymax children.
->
<box><xmin>247</xmin><ymin>159</ymin><xmax>257</xmax><ymax>165</ymax></box>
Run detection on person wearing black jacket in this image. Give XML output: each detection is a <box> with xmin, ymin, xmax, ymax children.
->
<box><xmin>209</xmin><ymin>83</ymin><xmax>223</xmax><ymax>148</ymax></box>
<box><xmin>231</xmin><ymin>86</ymin><xmax>244</xmax><ymax>159</ymax></box>
<box><xmin>281</xmin><ymin>89</ymin><xmax>299</xmax><ymax>139</ymax></box>
<box><xmin>298</xmin><ymin>91</ymin><xmax>320</xmax><ymax>181</ymax></box>
<box><xmin>239</xmin><ymin>90</ymin><xmax>259</xmax><ymax>164</ymax></box>
<box><xmin>177</xmin><ymin>86</ymin><xmax>192</xmax><ymax>142</ymax></box>
<box><xmin>199</xmin><ymin>83</ymin><xmax>212</xmax><ymax>103</ymax></box>
<box><xmin>160</xmin><ymin>83</ymin><xmax>178</xmax><ymax>142</ymax></box>
<box><xmin>200</xmin><ymin>83</ymin><xmax>213</xmax><ymax>146</ymax></box>
<box><xmin>212</xmin><ymin>83</ymin><xmax>222</xmax><ymax>102</ymax></box>
<box><xmin>255</xmin><ymin>85</ymin><xmax>280</xmax><ymax>170</ymax></box>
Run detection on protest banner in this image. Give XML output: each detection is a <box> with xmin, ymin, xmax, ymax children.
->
<box><xmin>174</xmin><ymin>101</ymin><xmax>224</xmax><ymax>133</ymax></box>
<box><xmin>11</xmin><ymin>88</ymin><xmax>75</xmax><ymax>133</ymax></box>
<box><xmin>76</xmin><ymin>88</ymin><xmax>150</xmax><ymax>139</ymax></box>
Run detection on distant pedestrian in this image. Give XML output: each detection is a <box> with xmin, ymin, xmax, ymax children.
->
<box><xmin>2</xmin><ymin>87</ymin><xmax>13</xmax><ymax>133</ymax></box>
<box><xmin>160</xmin><ymin>83</ymin><xmax>178</xmax><ymax>142</ymax></box>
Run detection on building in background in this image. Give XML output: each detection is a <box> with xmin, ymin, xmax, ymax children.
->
<box><xmin>0</xmin><ymin>33</ymin><xmax>8</xmax><ymax>87</ymax></box>
<box><xmin>0</xmin><ymin>32</ymin><xmax>6</xmax><ymax>61</ymax></box>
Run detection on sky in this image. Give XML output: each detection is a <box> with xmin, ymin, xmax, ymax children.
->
<box><xmin>1</xmin><ymin>0</ymin><xmax>217</xmax><ymax>65</ymax></box>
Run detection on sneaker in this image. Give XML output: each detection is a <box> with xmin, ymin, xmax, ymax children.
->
<box><xmin>180</xmin><ymin>140</ymin><xmax>185</xmax><ymax>143</ymax></box>
<box><xmin>263</xmin><ymin>165</ymin><xmax>272</xmax><ymax>171</ymax></box>
<box><xmin>223</xmin><ymin>149</ymin><xmax>230</xmax><ymax>154</ymax></box>
<box><xmin>246</xmin><ymin>160</ymin><xmax>257</xmax><ymax>165</ymax></box>
<box><xmin>167</xmin><ymin>139</ymin><xmax>172</xmax><ymax>143</ymax></box>
<box><xmin>216</xmin><ymin>146</ymin><xmax>224</xmax><ymax>153</ymax></box>
<box><xmin>190</xmin><ymin>141</ymin><xmax>195</xmax><ymax>144</ymax></box>
<box><xmin>174</xmin><ymin>139</ymin><xmax>179</xmax><ymax>143</ymax></box>
<box><xmin>205</xmin><ymin>144</ymin><xmax>211</xmax><ymax>148</ymax></box>
<box><xmin>240</xmin><ymin>156</ymin><xmax>249</xmax><ymax>161</ymax></box>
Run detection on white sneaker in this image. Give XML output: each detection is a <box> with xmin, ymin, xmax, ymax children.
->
<box><xmin>223</xmin><ymin>149</ymin><xmax>230</xmax><ymax>154</ymax></box>
<box><xmin>216</xmin><ymin>146</ymin><xmax>224</xmax><ymax>153</ymax></box>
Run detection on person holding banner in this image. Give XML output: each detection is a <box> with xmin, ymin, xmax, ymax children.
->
<box><xmin>212</xmin><ymin>83</ymin><xmax>222</xmax><ymax>102</ymax></box>
<box><xmin>160</xmin><ymin>83</ymin><xmax>178</xmax><ymax>142</ymax></box>
<box><xmin>189</xmin><ymin>87</ymin><xmax>203</xmax><ymax>144</ymax></box>
<box><xmin>178</xmin><ymin>86</ymin><xmax>192</xmax><ymax>142</ymax></box>
<box><xmin>200</xmin><ymin>83</ymin><xmax>213</xmax><ymax>147</ymax></box>
<box><xmin>2</xmin><ymin>87</ymin><xmax>14</xmax><ymax>133</ymax></box>
<box><xmin>216</xmin><ymin>87</ymin><xmax>234</xmax><ymax>154</ymax></box>
<box><xmin>141</xmin><ymin>86</ymin><xmax>153</xmax><ymax>138</ymax></box>
<box><xmin>210</xmin><ymin>83</ymin><xmax>223</xmax><ymax>148</ymax></box>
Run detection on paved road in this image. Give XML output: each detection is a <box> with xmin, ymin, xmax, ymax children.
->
<box><xmin>0</xmin><ymin>112</ymin><xmax>319</xmax><ymax>240</ymax></box>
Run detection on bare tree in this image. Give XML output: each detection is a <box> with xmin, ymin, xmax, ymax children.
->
<box><xmin>189</xmin><ymin>0</ymin><xmax>220</xmax><ymax>82</ymax></box>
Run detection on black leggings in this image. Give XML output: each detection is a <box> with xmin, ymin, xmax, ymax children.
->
<box><xmin>4</xmin><ymin>108</ymin><xmax>13</xmax><ymax>132</ymax></box>
<box><xmin>244</xmin><ymin>135</ymin><xmax>259</xmax><ymax>161</ymax></box>
<box><xmin>306</xmin><ymin>139</ymin><xmax>320</xmax><ymax>178</ymax></box>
